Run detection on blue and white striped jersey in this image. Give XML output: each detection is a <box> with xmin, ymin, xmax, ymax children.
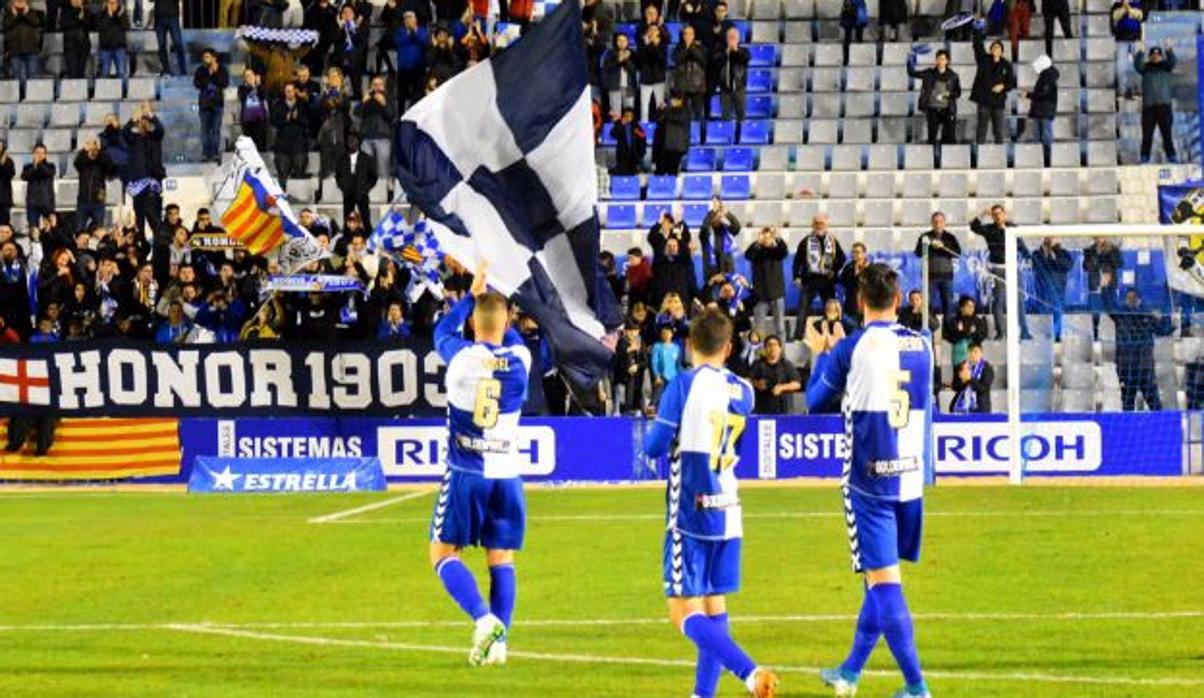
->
<box><xmin>650</xmin><ymin>365</ymin><xmax>755</xmax><ymax>540</ymax></box>
<box><xmin>435</xmin><ymin>297</ymin><xmax>532</xmax><ymax>479</ymax></box>
<box><xmin>806</xmin><ymin>322</ymin><xmax>933</xmax><ymax>502</ymax></box>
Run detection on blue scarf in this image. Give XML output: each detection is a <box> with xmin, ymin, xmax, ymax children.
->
<box><xmin>952</xmin><ymin>359</ymin><xmax>985</xmax><ymax>413</ymax></box>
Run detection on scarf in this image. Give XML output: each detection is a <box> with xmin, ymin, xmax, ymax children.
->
<box><xmin>343</xmin><ymin>20</ymin><xmax>358</xmax><ymax>53</ymax></box>
<box><xmin>952</xmin><ymin>360</ymin><xmax>985</xmax><ymax>413</ymax></box>
<box><xmin>807</xmin><ymin>234</ymin><xmax>836</xmax><ymax>273</ymax></box>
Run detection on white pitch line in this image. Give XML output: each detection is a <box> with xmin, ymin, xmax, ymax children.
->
<box><xmin>319</xmin><ymin>509</ymin><xmax>1204</xmax><ymax>525</ymax></box>
<box><xmin>2</xmin><ymin>609</ymin><xmax>1201</xmax><ymax>633</ymax></box>
<box><xmin>306</xmin><ymin>490</ymin><xmax>434</xmax><ymax>524</ymax></box>
<box><xmin>164</xmin><ymin>623</ymin><xmax>1204</xmax><ymax>688</ymax></box>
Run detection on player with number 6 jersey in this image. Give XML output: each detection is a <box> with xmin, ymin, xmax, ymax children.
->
<box><xmin>427</xmin><ymin>266</ymin><xmax>531</xmax><ymax>668</ymax></box>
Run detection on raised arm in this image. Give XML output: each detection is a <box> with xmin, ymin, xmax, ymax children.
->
<box><xmin>643</xmin><ymin>376</ymin><xmax>684</xmax><ymax>458</ymax></box>
<box><xmin>434</xmin><ymin>295</ymin><xmax>475</xmax><ymax>362</ymax></box>
<box><xmin>805</xmin><ymin>328</ymin><xmax>854</xmax><ymax>412</ymax></box>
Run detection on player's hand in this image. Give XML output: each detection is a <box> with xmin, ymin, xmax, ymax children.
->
<box><xmin>470</xmin><ymin>260</ymin><xmax>489</xmax><ymax>297</ymax></box>
<box><xmin>803</xmin><ymin>322</ymin><xmax>827</xmax><ymax>356</ymax></box>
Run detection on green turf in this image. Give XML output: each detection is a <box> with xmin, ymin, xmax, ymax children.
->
<box><xmin>0</xmin><ymin>484</ymin><xmax>1201</xmax><ymax>697</ymax></box>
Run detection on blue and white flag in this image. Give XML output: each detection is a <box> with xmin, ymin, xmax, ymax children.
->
<box><xmin>370</xmin><ymin>209</ymin><xmax>446</xmax><ymax>303</ymax></box>
<box><xmin>394</xmin><ymin>0</ymin><xmax>621</xmax><ymax>386</ymax></box>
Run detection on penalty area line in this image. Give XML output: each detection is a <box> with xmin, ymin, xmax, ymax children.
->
<box><xmin>307</xmin><ymin>490</ymin><xmax>434</xmax><ymax>524</ymax></box>
<box><xmin>163</xmin><ymin>624</ymin><xmax>1204</xmax><ymax>688</ymax></box>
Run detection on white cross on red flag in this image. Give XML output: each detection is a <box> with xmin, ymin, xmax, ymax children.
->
<box><xmin>0</xmin><ymin>358</ymin><xmax>51</xmax><ymax>405</ymax></box>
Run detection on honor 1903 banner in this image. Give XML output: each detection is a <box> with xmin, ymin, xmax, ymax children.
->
<box><xmin>0</xmin><ymin>341</ymin><xmax>448</xmax><ymax>417</ymax></box>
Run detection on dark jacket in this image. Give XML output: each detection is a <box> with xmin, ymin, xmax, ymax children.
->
<box><xmin>99</xmin><ymin>124</ymin><xmax>130</xmax><ymax>179</ymax></box>
<box><xmin>712</xmin><ymin>45</ymin><xmax>749</xmax><ymax>94</ymax></box>
<box><xmin>745</xmin><ymin>238</ymin><xmax>788</xmax><ymax>302</ymax></box>
<box><xmin>194</xmin><ymin>65</ymin><xmax>230</xmax><ymax>111</ymax></box>
<box><xmin>356</xmin><ymin>93</ymin><xmax>396</xmax><ymax>140</ymax></box>
<box><xmin>336</xmin><ymin>150</ymin><xmax>378</xmax><ymax>197</ymax></box>
<box><xmin>1082</xmin><ymin>243</ymin><xmax>1123</xmax><ymax>293</ymax></box>
<box><xmin>950</xmin><ymin>360</ymin><xmax>994</xmax><ymax>413</ymax></box>
<box><xmin>750</xmin><ymin>357</ymin><xmax>802</xmax><ymax>415</ymax></box>
<box><xmin>602</xmin><ymin>46</ymin><xmax>637</xmax><ymax>92</ymax></box>
<box><xmin>1134</xmin><ymin>49</ymin><xmax>1176</xmax><ymax>107</ymax></box>
<box><xmin>0</xmin><ymin>155</ymin><xmax>13</xmax><ymax>208</ymax></box>
<box><xmin>700</xmin><ymin>208</ymin><xmax>740</xmax><ymax>279</ymax></box>
<box><xmin>2</xmin><ymin>5</ymin><xmax>44</xmax><ymax>55</ymax></box>
<box><xmin>650</xmin><ymin>251</ymin><xmax>697</xmax><ymax>307</ymax></box>
<box><xmin>793</xmin><ymin>233</ymin><xmax>846</xmax><ymax>286</ymax></box>
<box><xmin>672</xmin><ymin>40</ymin><xmax>709</xmax><ymax>95</ymax></box>
<box><xmin>74</xmin><ymin>150</ymin><xmax>115</xmax><ymax>205</ymax></box>
<box><xmin>656</xmin><ymin>102</ymin><xmax>691</xmax><ymax>154</ymax></box>
<box><xmin>426</xmin><ymin>43</ymin><xmax>462</xmax><ymax>84</ymax></box>
<box><xmin>59</xmin><ymin>4</ymin><xmax>91</xmax><ymax>56</ymax></box>
<box><xmin>1028</xmin><ymin>66</ymin><xmax>1060</xmax><ymax>118</ymax></box>
<box><xmin>1106</xmin><ymin>296</ymin><xmax>1173</xmax><ymax>379</ymax></box>
<box><xmin>270</xmin><ymin>99</ymin><xmax>310</xmax><ymax>154</ymax></box>
<box><xmin>22</xmin><ymin>160</ymin><xmax>55</xmax><ymax>210</ymax></box>
<box><xmin>611</xmin><ymin>119</ymin><xmax>646</xmax><ymax>176</ymax></box>
<box><xmin>839</xmin><ymin>0</ymin><xmax>868</xmax><ymax>29</ymax></box>
<box><xmin>122</xmin><ymin>117</ymin><xmax>166</xmax><ymax>182</ymax></box>
<box><xmin>908</xmin><ymin>61</ymin><xmax>962</xmax><ymax>114</ymax></box>
<box><xmin>238</xmin><ymin>84</ymin><xmax>270</xmax><ymax>125</ymax></box>
<box><xmin>1030</xmin><ymin>241</ymin><xmax>1073</xmax><ymax>301</ymax></box>
<box><xmin>636</xmin><ymin>40</ymin><xmax>668</xmax><ymax>85</ymax></box>
<box><xmin>838</xmin><ymin>261</ymin><xmax>869</xmax><ymax>318</ymax></box>
<box><xmin>970</xmin><ymin>31</ymin><xmax>1016</xmax><ymax>109</ymax></box>
<box><xmin>969</xmin><ymin>218</ymin><xmax>1007</xmax><ymax>265</ymax></box>
<box><xmin>155</xmin><ymin>0</ymin><xmax>181</xmax><ymax>17</ymax></box>
<box><xmin>914</xmin><ymin>229</ymin><xmax>961</xmax><ymax>280</ymax></box>
<box><xmin>95</xmin><ymin>7</ymin><xmax>129</xmax><ymax>51</ymax></box>
<box><xmin>944</xmin><ymin>313</ymin><xmax>989</xmax><ymax>347</ymax></box>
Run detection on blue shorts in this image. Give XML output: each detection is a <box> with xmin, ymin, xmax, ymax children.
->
<box><xmin>844</xmin><ymin>488</ymin><xmax>923</xmax><ymax>573</ymax></box>
<box><xmin>429</xmin><ymin>469</ymin><xmax>526</xmax><ymax>551</ymax></box>
<box><xmin>663</xmin><ymin>532</ymin><xmax>742</xmax><ymax>598</ymax></box>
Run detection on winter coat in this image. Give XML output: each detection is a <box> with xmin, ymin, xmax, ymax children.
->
<box><xmin>636</xmin><ymin>41</ymin><xmax>668</xmax><ymax>85</ymax></box>
<box><xmin>122</xmin><ymin>117</ymin><xmax>166</xmax><ymax>183</ymax></box>
<box><xmin>712</xmin><ymin>45</ymin><xmax>749</xmax><ymax>94</ymax></box>
<box><xmin>22</xmin><ymin>160</ymin><xmax>56</xmax><ymax>210</ymax></box>
<box><xmin>271</xmin><ymin>99</ymin><xmax>310</xmax><ymax>154</ymax></box>
<box><xmin>95</xmin><ymin>7</ymin><xmax>129</xmax><ymax>51</ymax></box>
<box><xmin>194</xmin><ymin>65</ymin><xmax>230</xmax><ymax>111</ymax></box>
<box><xmin>970</xmin><ymin>31</ymin><xmax>1016</xmax><ymax>109</ymax></box>
<box><xmin>657</xmin><ymin>102</ymin><xmax>691</xmax><ymax>154</ymax></box>
<box><xmin>74</xmin><ymin>151</ymin><xmax>114</xmax><ymax>205</ymax></box>
<box><xmin>908</xmin><ymin>62</ymin><xmax>962</xmax><ymax>114</ymax></box>
<box><xmin>1028</xmin><ymin>66</ymin><xmax>1059</xmax><ymax>118</ymax></box>
<box><xmin>2</xmin><ymin>6</ymin><xmax>43</xmax><ymax>55</ymax></box>
<box><xmin>744</xmin><ymin>238</ymin><xmax>788</xmax><ymax>302</ymax></box>
<box><xmin>672</xmin><ymin>40</ymin><xmax>708</xmax><ymax>95</ymax></box>
<box><xmin>1134</xmin><ymin>49</ymin><xmax>1176</xmax><ymax>107</ymax></box>
<box><xmin>602</xmin><ymin>48</ymin><xmax>637</xmax><ymax>91</ymax></box>
<box><xmin>355</xmin><ymin>94</ymin><xmax>396</xmax><ymax>140</ymax></box>
<box><xmin>0</xmin><ymin>156</ymin><xmax>13</xmax><ymax>208</ymax></box>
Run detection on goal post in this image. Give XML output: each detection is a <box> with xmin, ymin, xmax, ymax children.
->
<box><xmin>1003</xmin><ymin>223</ymin><xmax>1204</xmax><ymax>484</ymax></box>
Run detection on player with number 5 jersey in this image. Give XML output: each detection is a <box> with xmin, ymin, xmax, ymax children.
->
<box><xmin>427</xmin><ymin>265</ymin><xmax>531</xmax><ymax>668</ymax></box>
<box><xmin>805</xmin><ymin>263</ymin><xmax>935</xmax><ymax>698</ymax></box>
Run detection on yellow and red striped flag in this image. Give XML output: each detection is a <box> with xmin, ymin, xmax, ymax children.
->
<box><xmin>220</xmin><ymin>171</ymin><xmax>289</xmax><ymax>254</ymax></box>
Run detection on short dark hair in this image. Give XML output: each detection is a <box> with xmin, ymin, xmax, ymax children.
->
<box><xmin>627</xmin><ymin>247</ymin><xmax>643</xmax><ymax>257</ymax></box>
<box><xmin>935</xmin><ymin>49</ymin><xmax>950</xmax><ymax>60</ymax></box>
<box><xmin>958</xmin><ymin>295</ymin><xmax>975</xmax><ymax>310</ymax></box>
<box><xmin>968</xmin><ymin>342</ymin><xmax>983</xmax><ymax>353</ymax></box>
<box><xmin>197</xmin><ymin>207</ymin><xmax>211</xmax><ymax>216</ymax></box>
<box><xmin>764</xmin><ymin>334</ymin><xmax>782</xmax><ymax>348</ymax></box>
<box><xmin>624</xmin><ymin>318</ymin><xmax>641</xmax><ymax>331</ymax></box>
<box><xmin>858</xmin><ymin>263</ymin><xmax>899</xmax><ymax>312</ymax></box>
<box><xmin>688</xmin><ymin>308</ymin><xmax>733</xmax><ymax>356</ymax></box>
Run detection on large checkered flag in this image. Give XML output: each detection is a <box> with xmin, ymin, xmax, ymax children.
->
<box><xmin>394</xmin><ymin>0</ymin><xmax>621</xmax><ymax>386</ymax></box>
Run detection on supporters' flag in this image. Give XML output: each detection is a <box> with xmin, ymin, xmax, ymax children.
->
<box><xmin>394</xmin><ymin>0</ymin><xmax>621</xmax><ymax>385</ymax></box>
<box><xmin>0</xmin><ymin>357</ymin><xmax>51</xmax><ymax>405</ymax></box>
<box><xmin>220</xmin><ymin>170</ymin><xmax>290</xmax><ymax>254</ymax></box>
<box><xmin>370</xmin><ymin>210</ymin><xmax>446</xmax><ymax>303</ymax></box>
<box><xmin>0</xmin><ymin>418</ymin><xmax>180</xmax><ymax>480</ymax></box>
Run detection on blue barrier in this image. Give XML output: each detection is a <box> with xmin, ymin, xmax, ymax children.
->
<box><xmin>188</xmin><ymin>456</ymin><xmax>387</xmax><ymax>493</ymax></box>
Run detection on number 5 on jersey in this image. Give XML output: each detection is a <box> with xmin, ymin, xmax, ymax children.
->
<box><xmin>889</xmin><ymin>369</ymin><xmax>911</xmax><ymax>429</ymax></box>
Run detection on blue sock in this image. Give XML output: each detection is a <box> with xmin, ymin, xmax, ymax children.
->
<box><xmin>434</xmin><ymin>556</ymin><xmax>490</xmax><ymax>621</ymax></box>
<box><xmin>489</xmin><ymin>564</ymin><xmax>517</xmax><ymax>629</ymax></box>
<box><xmin>840</xmin><ymin>586</ymin><xmax>881</xmax><ymax>677</ymax></box>
<box><xmin>682</xmin><ymin>613</ymin><xmax>756</xmax><ymax>683</ymax></box>
<box><xmin>870</xmin><ymin>582</ymin><xmax>923</xmax><ymax>687</ymax></box>
<box><xmin>693</xmin><ymin>613</ymin><xmax>727</xmax><ymax>698</ymax></box>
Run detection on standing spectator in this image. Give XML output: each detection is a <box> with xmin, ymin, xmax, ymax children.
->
<box><xmin>745</xmin><ymin>225</ymin><xmax>788</xmax><ymax>338</ymax></box>
<box><xmin>970</xmin><ymin>28</ymin><xmax>1016</xmax><ymax>145</ymax></box>
<box><xmin>154</xmin><ymin>0</ymin><xmax>186</xmax><ymax>76</ymax></box>
<box><xmin>22</xmin><ymin>145</ymin><xmax>56</xmax><ymax>229</ymax></box>
<box><xmin>96</xmin><ymin>0</ymin><xmax>129</xmax><ymax>81</ymax></box>
<box><xmin>0</xmin><ymin>142</ymin><xmax>13</xmax><ymax>227</ymax></box>
<box><xmin>1008</xmin><ymin>0</ymin><xmax>1034</xmax><ymax>62</ymax></box>
<box><xmin>908</xmin><ymin>47</ymin><xmax>961</xmax><ymax>165</ymax></box>
<box><xmin>1111</xmin><ymin>0</ymin><xmax>1144</xmax><ymax>42</ymax></box>
<box><xmin>1042</xmin><ymin>0</ymin><xmax>1073</xmax><ymax>56</ymax></box>
<box><xmin>304</xmin><ymin>0</ymin><xmax>340</xmax><ymax>74</ymax></box>
<box><xmin>611</xmin><ymin>108</ymin><xmax>646</xmax><ymax>175</ymax></box>
<box><xmin>238</xmin><ymin>68</ymin><xmax>271</xmax><ymax>151</ymax></box>
<box><xmin>74</xmin><ymin>139</ymin><xmax>114</xmax><ymax>232</ymax></box>
<box><xmin>123</xmin><ymin>104</ymin><xmax>166</xmax><ymax>286</ymax></box>
<box><xmin>713</xmin><ymin>27</ymin><xmax>749</xmax><ymax>142</ymax></box>
<box><xmin>700</xmin><ymin>195</ymin><xmax>739</xmax><ymax>279</ymax></box>
<box><xmin>194</xmin><ymin>49</ymin><xmax>229</xmax><ymax>164</ymax></box>
<box><xmin>914</xmin><ymin>212</ymin><xmax>961</xmax><ymax>325</ymax></box>
<box><xmin>394</xmin><ymin>11</ymin><xmax>428</xmax><ymax>112</ymax></box>
<box><xmin>1023</xmin><ymin>53</ymin><xmax>1059</xmax><ymax>166</ymax></box>
<box><xmin>839</xmin><ymin>0</ymin><xmax>868</xmax><ymax>66</ymax></box>
<box><xmin>332</xmin><ymin>3</ymin><xmax>368</xmax><ymax>95</ymax></box>
<box><xmin>1135</xmin><ymin>41</ymin><xmax>1178</xmax><ymax>164</ymax></box>
<box><xmin>701</xmin><ymin>1</ymin><xmax>735</xmax><ymax>53</ymax></box>
<box><xmin>60</xmin><ymin>0</ymin><xmax>91</xmax><ymax>80</ymax></box>
<box><xmin>970</xmin><ymin>204</ymin><xmax>1010</xmax><ymax>339</ymax></box>
<box><xmin>1106</xmin><ymin>288</ymin><xmax>1173</xmax><ymax>411</ymax></box>
<box><xmin>613</xmin><ymin>319</ymin><xmax>648</xmax><ymax>415</ymax></box>
<box><xmin>880</xmin><ymin>0</ymin><xmax>908</xmax><ymax>42</ymax></box>
<box><xmin>603</xmin><ymin>33</ymin><xmax>637</xmax><ymax>117</ymax></box>
<box><xmin>672</xmin><ymin>24</ymin><xmax>709</xmax><ymax>139</ymax></box>
<box><xmin>1030</xmin><ymin>236</ymin><xmax>1072</xmax><ymax>342</ymax></box>
<box><xmin>583</xmin><ymin>0</ymin><xmax>613</xmax><ymax>47</ymax></box>
<box><xmin>899</xmin><ymin>288</ymin><xmax>927</xmax><ymax>332</ymax></box>
<box><xmin>792</xmin><ymin>214</ymin><xmax>845</xmax><ymax>331</ymax></box>
<box><xmin>649</xmin><ymin>323</ymin><xmax>681</xmax><ymax>406</ymax></box>
<box><xmin>653</xmin><ymin>91</ymin><xmax>690</xmax><ymax>174</ymax></box>
<box><xmin>292</xmin><ymin>64</ymin><xmax>323</xmax><ymax>140</ymax></box>
<box><xmin>377</xmin><ymin>0</ymin><xmax>404</xmax><ymax>75</ymax></box>
<box><xmin>3</xmin><ymin>0</ymin><xmax>43</xmax><ymax>99</ymax></box>
<box><xmin>838</xmin><ymin>241</ymin><xmax>870</xmax><ymax>322</ymax></box>
<box><xmin>317</xmin><ymin>67</ymin><xmax>351</xmax><ymax>179</ymax></box>
<box><xmin>944</xmin><ymin>296</ymin><xmax>988</xmax><ymax>369</ymax></box>
<box><xmin>98</xmin><ymin>113</ymin><xmax>129</xmax><ymax>183</ymax></box>
<box><xmin>426</xmin><ymin>25</ymin><xmax>462</xmax><ymax>85</ymax></box>
<box><xmin>336</xmin><ymin>134</ymin><xmax>377</xmax><ymax>227</ymax></box>
<box><xmin>649</xmin><ymin>236</ymin><xmax>696</xmax><ymax>308</ymax></box>
<box><xmin>749</xmin><ymin>335</ymin><xmax>802</xmax><ymax>414</ymax></box>
<box><xmin>949</xmin><ymin>343</ymin><xmax>995</xmax><ymax>413</ymax></box>
<box><xmin>1083</xmin><ymin>236</ymin><xmax>1123</xmax><ymax>341</ymax></box>
<box><xmin>636</xmin><ymin>20</ymin><xmax>667</xmax><ymax>119</ymax></box>
<box><xmin>271</xmin><ymin>83</ymin><xmax>311</xmax><ymax>184</ymax></box>
<box><xmin>357</xmin><ymin>75</ymin><xmax>396</xmax><ymax>191</ymax></box>
<box><xmin>624</xmin><ymin>247</ymin><xmax>653</xmax><ymax>306</ymax></box>
<box><xmin>455</xmin><ymin>17</ymin><xmax>491</xmax><ymax>68</ymax></box>
<box><xmin>0</xmin><ymin>237</ymin><xmax>32</xmax><ymax>339</ymax></box>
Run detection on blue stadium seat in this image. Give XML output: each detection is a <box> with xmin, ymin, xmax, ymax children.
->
<box><xmin>720</xmin><ymin>175</ymin><xmax>751</xmax><ymax>200</ymax></box>
<box><xmin>644</xmin><ymin>202</ymin><xmax>672</xmax><ymax>226</ymax></box>
<box><xmin>705</xmin><ymin>121</ymin><xmax>734</xmax><ymax>145</ymax></box>
<box><xmin>748</xmin><ymin>44</ymin><xmax>776</xmax><ymax>67</ymax></box>
<box><xmin>722</xmin><ymin>147</ymin><xmax>755</xmax><ymax>171</ymax></box>
<box><xmin>740</xmin><ymin>120</ymin><xmax>771</xmax><ymax>144</ymax></box>
<box><xmin>599</xmin><ymin>121</ymin><xmax>616</xmax><ymax>146</ymax></box>
<box><xmin>747</xmin><ymin>95</ymin><xmax>773</xmax><ymax>119</ymax></box>
<box><xmin>685</xmin><ymin>147</ymin><xmax>717</xmax><ymax>172</ymax></box>
<box><xmin>607</xmin><ymin>203</ymin><xmax>637</xmax><ymax>229</ymax></box>
<box><xmin>615</xmin><ymin>23</ymin><xmax>637</xmax><ymax>45</ymax></box>
<box><xmin>682</xmin><ymin>174</ymin><xmax>713</xmax><ymax>200</ymax></box>
<box><xmin>747</xmin><ymin>69</ymin><xmax>773</xmax><ymax>93</ymax></box>
<box><xmin>732</xmin><ymin>21</ymin><xmax>750</xmax><ymax>41</ymax></box>
<box><xmin>609</xmin><ymin>175</ymin><xmax>641</xmax><ymax>201</ymax></box>
<box><xmin>683</xmin><ymin>203</ymin><xmax>709</xmax><ymax>227</ymax></box>
<box><xmin>690</xmin><ymin>121</ymin><xmax>702</xmax><ymax>145</ymax></box>
<box><xmin>647</xmin><ymin>175</ymin><xmax>678</xmax><ymax>200</ymax></box>
<box><xmin>665</xmin><ymin>21</ymin><xmax>682</xmax><ymax>44</ymax></box>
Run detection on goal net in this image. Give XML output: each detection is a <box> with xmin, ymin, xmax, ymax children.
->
<box><xmin>997</xmin><ymin>224</ymin><xmax>1204</xmax><ymax>482</ymax></box>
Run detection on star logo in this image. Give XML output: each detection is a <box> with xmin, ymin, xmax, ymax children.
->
<box><xmin>209</xmin><ymin>466</ymin><xmax>242</xmax><ymax>491</ymax></box>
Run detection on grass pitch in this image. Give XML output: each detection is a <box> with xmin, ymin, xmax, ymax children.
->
<box><xmin>0</xmin><ymin>484</ymin><xmax>1201</xmax><ymax>697</ymax></box>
